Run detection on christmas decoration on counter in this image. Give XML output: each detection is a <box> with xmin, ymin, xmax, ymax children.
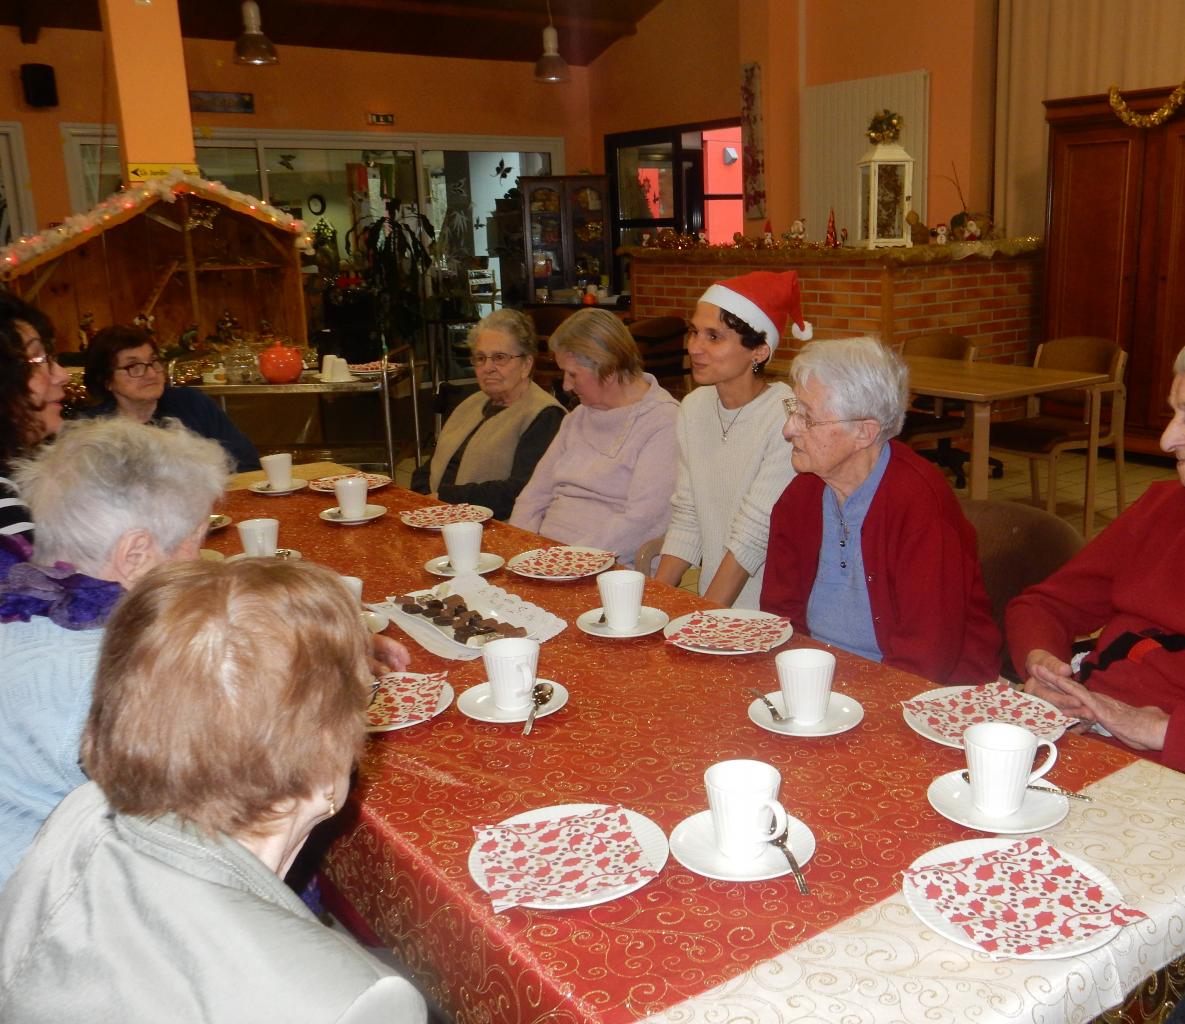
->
<box><xmin>825</xmin><ymin>209</ymin><xmax>839</xmax><ymax>248</ymax></box>
<box><xmin>906</xmin><ymin>210</ymin><xmax>931</xmax><ymax>247</ymax></box>
<box><xmin>1109</xmin><ymin>79</ymin><xmax>1185</xmax><ymax>128</ymax></box>
<box><xmin>858</xmin><ymin>115</ymin><xmax>913</xmax><ymax>247</ymax></box>
<box><xmin>788</xmin><ymin>218</ymin><xmax>806</xmax><ymax>240</ymax></box>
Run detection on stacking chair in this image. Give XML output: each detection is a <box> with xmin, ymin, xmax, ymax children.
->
<box><xmin>629</xmin><ymin>316</ymin><xmax>689</xmax><ymax>398</ymax></box>
<box><xmin>988</xmin><ymin>337</ymin><xmax>1127</xmax><ymax>531</ymax></box>
<box><xmin>634</xmin><ymin>536</ymin><xmax>665</xmax><ymax>577</ymax></box>
<box><xmin>898</xmin><ymin>331</ymin><xmax>988</xmax><ymax>488</ymax></box>
<box><xmin>958</xmin><ymin>498</ymin><xmax>1085</xmax><ymax>679</ymax></box>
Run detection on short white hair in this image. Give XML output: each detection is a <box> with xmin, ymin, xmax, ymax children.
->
<box><xmin>790</xmin><ymin>337</ymin><xmax>910</xmax><ymax>444</ymax></box>
<box><xmin>14</xmin><ymin>418</ymin><xmax>230</xmax><ymax>575</ymax></box>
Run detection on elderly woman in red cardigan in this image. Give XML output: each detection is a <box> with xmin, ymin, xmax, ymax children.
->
<box><xmin>760</xmin><ymin>337</ymin><xmax>999</xmax><ymax>685</ymax></box>
<box><xmin>1006</xmin><ymin>345</ymin><xmax>1185</xmax><ymax>772</ymax></box>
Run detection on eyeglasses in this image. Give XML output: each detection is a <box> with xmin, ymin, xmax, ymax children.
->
<box><xmin>115</xmin><ymin>357</ymin><xmax>166</xmax><ymax>378</ymax></box>
<box><xmin>26</xmin><ymin>351</ymin><xmax>58</xmax><ymax>370</ymax></box>
<box><xmin>782</xmin><ymin>395</ymin><xmax>868</xmax><ymax>431</ymax></box>
<box><xmin>471</xmin><ymin>352</ymin><xmax>526</xmax><ymax>368</ymax></box>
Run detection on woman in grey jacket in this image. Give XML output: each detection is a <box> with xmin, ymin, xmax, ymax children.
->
<box><xmin>0</xmin><ymin>558</ymin><xmax>426</xmax><ymax>1024</ymax></box>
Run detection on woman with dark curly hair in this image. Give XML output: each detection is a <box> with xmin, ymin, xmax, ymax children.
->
<box><xmin>0</xmin><ymin>293</ymin><xmax>69</xmax><ymax>540</ymax></box>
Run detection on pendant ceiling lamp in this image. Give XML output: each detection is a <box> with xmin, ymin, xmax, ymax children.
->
<box><xmin>234</xmin><ymin>1</ymin><xmax>279</xmax><ymax>66</ymax></box>
<box><xmin>533</xmin><ymin>0</ymin><xmax>570</xmax><ymax>83</ymax></box>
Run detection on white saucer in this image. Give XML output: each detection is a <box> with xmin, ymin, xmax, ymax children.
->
<box><xmin>457</xmin><ymin>680</ymin><xmax>569</xmax><ymax>724</ymax></box>
<box><xmin>927</xmin><ymin>770</ymin><xmax>1069</xmax><ymax>834</ymax></box>
<box><xmin>424</xmin><ymin>552</ymin><xmax>505</xmax><ymax>577</ymax></box>
<box><xmin>249</xmin><ymin>479</ymin><xmax>309</xmax><ymax>496</ymax></box>
<box><xmin>319</xmin><ymin>504</ymin><xmax>387</xmax><ymax>525</ymax></box>
<box><xmin>576</xmin><ymin>606</ymin><xmax>669</xmax><ymax>638</ymax></box>
<box><xmin>748</xmin><ymin>691</ymin><xmax>865</xmax><ymax>737</ymax></box>
<box><xmin>669</xmin><ymin>810</ymin><xmax>816</xmax><ymax>882</ymax></box>
<box><xmin>208</xmin><ymin>513</ymin><xmax>232</xmax><ymax>532</ymax></box>
<box><xmin>362</xmin><ymin>609</ymin><xmax>389</xmax><ymax>633</ymax></box>
<box><xmin>228</xmin><ymin>548</ymin><xmax>302</xmax><ymax>562</ymax></box>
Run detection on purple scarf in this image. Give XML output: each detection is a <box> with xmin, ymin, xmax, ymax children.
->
<box><xmin>0</xmin><ymin>535</ymin><xmax>123</xmax><ymax>630</ymax></box>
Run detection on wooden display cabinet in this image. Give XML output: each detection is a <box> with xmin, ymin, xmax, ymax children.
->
<box><xmin>0</xmin><ymin>178</ymin><xmax>308</xmax><ymax>351</ymax></box>
<box><xmin>521</xmin><ymin>175</ymin><xmax>611</xmax><ymax>303</ymax></box>
<box><xmin>1044</xmin><ymin>86</ymin><xmax>1185</xmax><ymax>448</ymax></box>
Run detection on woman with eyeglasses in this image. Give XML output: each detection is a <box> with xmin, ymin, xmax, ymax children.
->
<box><xmin>80</xmin><ymin>324</ymin><xmax>260</xmax><ymax>472</ymax></box>
<box><xmin>654</xmin><ymin>272</ymin><xmax>805</xmax><ymax>608</ymax></box>
<box><xmin>0</xmin><ymin>292</ymin><xmax>70</xmax><ymax>542</ymax></box>
<box><xmin>412</xmin><ymin>308</ymin><xmax>564</xmax><ymax>520</ymax></box>
<box><xmin>760</xmin><ymin>337</ymin><xmax>1000</xmax><ymax>685</ymax></box>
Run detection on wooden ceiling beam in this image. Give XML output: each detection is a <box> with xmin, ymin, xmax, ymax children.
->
<box><xmin>17</xmin><ymin>0</ymin><xmax>42</xmax><ymax>44</ymax></box>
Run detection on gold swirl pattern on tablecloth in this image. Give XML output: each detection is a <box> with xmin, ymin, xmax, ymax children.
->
<box><xmin>208</xmin><ymin>487</ymin><xmax>1140</xmax><ymax>1024</ymax></box>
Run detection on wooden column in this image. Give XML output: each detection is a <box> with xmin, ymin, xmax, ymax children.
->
<box><xmin>98</xmin><ymin>0</ymin><xmax>196</xmax><ymax>179</ymax></box>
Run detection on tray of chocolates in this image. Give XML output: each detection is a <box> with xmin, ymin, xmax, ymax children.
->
<box><xmin>393</xmin><ymin>590</ymin><xmax>528</xmax><ymax>648</ymax></box>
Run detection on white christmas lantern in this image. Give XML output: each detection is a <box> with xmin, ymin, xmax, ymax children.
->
<box><xmin>857</xmin><ymin>110</ymin><xmax>914</xmax><ymax>248</ymax></box>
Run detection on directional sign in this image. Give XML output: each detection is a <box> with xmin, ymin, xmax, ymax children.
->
<box><xmin>127</xmin><ymin>163</ymin><xmax>200</xmax><ymax>182</ymax></box>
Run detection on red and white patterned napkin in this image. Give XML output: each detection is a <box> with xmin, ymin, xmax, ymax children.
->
<box><xmin>366</xmin><ymin>671</ymin><xmax>448</xmax><ymax>730</ymax></box>
<box><xmin>905</xmin><ymin>837</ymin><xmax>1146</xmax><ymax>956</ymax></box>
<box><xmin>510</xmin><ymin>547</ymin><xmax>615</xmax><ymax>578</ymax></box>
<box><xmin>400</xmin><ymin>504</ymin><xmax>492</xmax><ymax>528</ymax></box>
<box><xmin>903</xmin><ymin>682</ymin><xmax>1075</xmax><ymax>743</ymax></box>
<box><xmin>473</xmin><ymin>805</ymin><xmax>656</xmax><ymax>911</ymax></box>
<box><xmin>309</xmin><ymin>472</ymin><xmax>391</xmax><ymax>492</ymax></box>
<box><xmin>666</xmin><ymin>611</ymin><xmax>792</xmax><ymax>652</ymax></box>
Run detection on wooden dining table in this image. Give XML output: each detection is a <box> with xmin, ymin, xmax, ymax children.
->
<box><xmin>904</xmin><ymin>356</ymin><xmax>1109</xmax><ymax>534</ymax></box>
<box><xmin>206</xmin><ymin>481</ymin><xmax>1185</xmax><ymax>1024</ymax></box>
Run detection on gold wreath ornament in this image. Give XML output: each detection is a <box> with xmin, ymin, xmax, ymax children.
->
<box><xmin>1109</xmin><ymin>81</ymin><xmax>1185</xmax><ymax>129</ymax></box>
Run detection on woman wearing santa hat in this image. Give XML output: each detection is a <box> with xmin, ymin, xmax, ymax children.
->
<box><xmin>654</xmin><ymin>271</ymin><xmax>809</xmax><ymax>609</ymax></box>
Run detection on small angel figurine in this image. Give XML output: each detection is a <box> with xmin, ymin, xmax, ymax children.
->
<box><xmin>935</xmin><ymin>223</ymin><xmax>949</xmax><ymax>245</ymax></box>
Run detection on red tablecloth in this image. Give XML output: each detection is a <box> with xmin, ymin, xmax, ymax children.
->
<box><xmin>208</xmin><ymin>486</ymin><xmax>1134</xmax><ymax>1024</ymax></box>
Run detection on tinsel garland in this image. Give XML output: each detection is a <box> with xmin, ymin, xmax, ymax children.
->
<box><xmin>0</xmin><ymin>168</ymin><xmax>313</xmax><ymax>275</ymax></box>
<box><xmin>1109</xmin><ymin>81</ymin><xmax>1185</xmax><ymax>128</ymax></box>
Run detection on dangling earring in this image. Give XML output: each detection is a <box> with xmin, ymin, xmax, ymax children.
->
<box><xmin>751</xmin><ymin>359</ymin><xmax>761</xmax><ymax>375</ymax></box>
<box><xmin>326</xmin><ymin>791</ymin><xmax>337</xmax><ymax>817</ymax></box>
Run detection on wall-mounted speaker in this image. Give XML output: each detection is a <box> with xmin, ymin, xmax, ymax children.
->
<box><xmin>20</xmin><ymin>64</ymin><xmax>58</xmax><ymax>108</ymax></box>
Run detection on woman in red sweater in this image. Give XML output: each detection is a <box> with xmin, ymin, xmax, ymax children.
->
<box><xmin>1007</xmin><ymin>346</ymin><xmax>1185</xmax><ymax>772</ymax></box>
<box><xmin>760</xmin><ymin>337</ymin><xmax>999</xmax><ymax>685</ymax></box>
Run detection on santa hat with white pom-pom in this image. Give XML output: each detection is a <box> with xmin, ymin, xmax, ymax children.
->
<box><xmin>698</xmin><ymin>270</ymin><xmax>812</xmax><ymax>352</ymax></box>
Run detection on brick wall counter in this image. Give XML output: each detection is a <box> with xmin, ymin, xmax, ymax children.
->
<box><xmin>627</xmin><ymin>239</ymin><xmax>1043</xmax><ymax>379</ymax></box>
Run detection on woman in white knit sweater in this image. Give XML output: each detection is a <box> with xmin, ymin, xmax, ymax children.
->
<box><xmin>654</xmin><ymin>271</ymin><xmax>812</xmax><ymax>609</ymax></box>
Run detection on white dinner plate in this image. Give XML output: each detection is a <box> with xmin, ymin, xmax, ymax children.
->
<box><xmin>575</xmin><ymin>606</ymin><xmax>669</xmax><ymax>639</ymax></box>
<box><xmin>748</xmin><ymin>691</ymin><xmax>865</xmax><ymax>737</ymax></box>
<box><xmin>399</xmin><ymin>504</ymin><xmax>494</xmax><ymax>530</ymax></box>
<box><xmin>902</xmin><ymin>686</ymin><xmax>1071</xmax><ymax>750</ymax></box>
<box><xmin>467</xmin><ymin>803</ymin><xmax>669</xmax><ymax>910</ymax></box>
<box><xmin>365</xmin><ymin>678</ymin><xmax>454</xmax><ymax>733</ymax></box>
<box><xmin>208</xmin><ymin>513</ymin><xmax>232</xmax><ymax>532</ymax></box>
<box><xmin>456</xmin><ymin>680</ymin><xmax>569</xmax><ymax>724</ymax></box>
<box><xmin>248</xmin><ymin>479</ymin><xmax>309</xmax><ymax>496</ymax></box>
<box><xmin>505</xmin><ymin>546</ymin><xmax>616</xmax><ymax>580</ymax></box>
<box><xmin>669</xmin><ymin>810</ymin><xmax>816</xmax><ymax>883</ymax></box>
<box><xmin>424</xmin><ymin>552</ymin><xmax>505</xmax><ymax>577</ymax></box>
<box><xmin>227</xmin><ymin>548</ymin><xmax>301</xmax><ymax>562</ymax></box>
<box><xmin>926</xmin><ymin>770</ymin><xmax>1069</xmax><ymax>834</ymax></box>
<box><xmin>663</xmin><ymin>610</ymin><xmax>794</xmax><ymax>655</ymax></box>
<box><xmin>902</xmin><ymin>838</ymin><xmax>1127</xmax><ymax>960</ymax></box>
<box><xmin>319</xmin><ymin>504</ymin><xmax>387</xmax><ymax>526</ymax></box>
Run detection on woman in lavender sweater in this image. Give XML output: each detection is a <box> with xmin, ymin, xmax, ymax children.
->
<box><xmin>510</xmin><ymin>309</ymin><xmax>679</xmax><ymax>567</ymax></box>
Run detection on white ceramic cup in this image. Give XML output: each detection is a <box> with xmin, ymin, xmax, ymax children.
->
<box><xmin>259</xmin><ymin>452</ymin><xmax>293</xmax><ymax>491</ymax></box>
<box><xmin>964</xmin><ymin>722</ymin><xmax>1059</xmax><ymax>818</ymax></box>
<box><xmin>442</xmin><ymin>521</ymin><xmax>483</xmax><ymax>574</ymax></box>
<box><xmin>775</xmin><ymin>648</ymin><xmax>836</xmax><ymax>725</ymax></box>
<box><xmin>338</xmin><ymin>574</ymin><xmax>364</xmax><ymax>604</ymax></box>
<box><xmin>334</xmin><ymin>476</ymin><xmax>369</xmax><ymax>520</ymax></box>
<box><xmin>704</xmin><ymin>759</ymin><xmax>790</xmax><ymax>862</ymax></box>
<box><xmin>482</xmin><ymin>636</ymin><xmax>538</xmax><ymax>713</ymax></box>
<box><xmin>321</xmin><ymin>354</ymin><xmax>337</xmax><ymax>379</ymax></box>
<box><xmin>332</xmin><ymin>356</ymin><xmax>354</xmax><ymax>382</ymax></box>
<box><xmin>597</xmin><ymin>569</ymin><xmax>645</xmax><ymax>631</ymax></box>
<box><xmin>236</xmin><ymin>517</ymin><xmax>279</xmax><ymax>557</ymax></box>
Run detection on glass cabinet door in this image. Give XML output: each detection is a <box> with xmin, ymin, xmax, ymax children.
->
<box><xmin>568</xmin><ymin>183</ymin><xmax>606</xmax><ymax>285</ymax></box>
<box><xmin>527</xmin><ymin>184</ymin><xmax>564</xmax><ymax>298</ymax></box>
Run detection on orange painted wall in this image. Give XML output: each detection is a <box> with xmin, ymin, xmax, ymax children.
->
<box><xmin>585</xmin><ymin>0</ymin><xmax>742</xmax><ymax>169</ymax></box>
<box><xmin>802</xmin><ymin>0</ymin><xmax>996</xmax><ymax>220</ymax></box>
